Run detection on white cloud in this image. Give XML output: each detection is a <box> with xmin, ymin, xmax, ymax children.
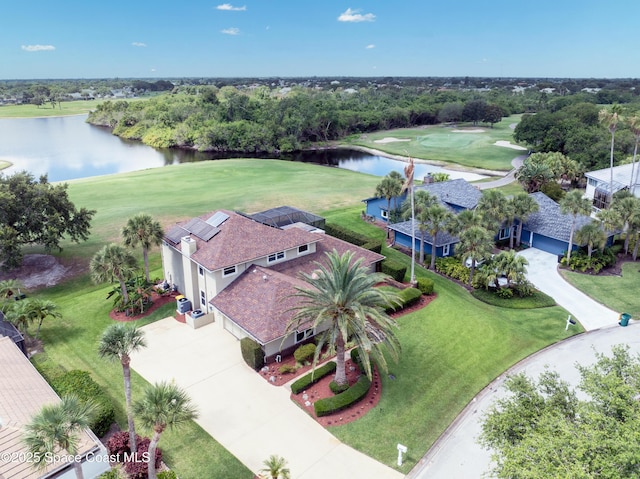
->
<box><xmin>132</xmin><ymin>42</ymin><xmax>147</xmax><ymax>47</ymax></box>
<box><xmin>221</xmin><ymin>27</ymin><xmax>240</xmax><ymax>35</ymax></box>
<box><xmin>216</xmin><ymin>3</ymin><xmax>246</xmax><ymax>11</ymax></box>
<box><xmin>338</xmin><ymin>8</ymin><xmax>375</xmax><ymax>23</ymax></box>
<box><xmin>21</xmin><ymin>44</ymin><xmax>55</xmax><ymax>52</ymax></box>
<box><xmin>365</xmin><ymin>44</ymin><xmax>375</xmax><ymax>49</ymax></box>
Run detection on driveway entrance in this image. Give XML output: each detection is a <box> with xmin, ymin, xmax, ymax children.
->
<box><xmin>517</xmin><ymin>248</ymin><xmax>619</xmax><ymax>330</ymax></box>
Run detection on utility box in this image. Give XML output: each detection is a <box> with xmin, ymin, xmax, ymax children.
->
<box><xmin>177</xmin><ymin>297</ymin><xmax>192</xmax><ymax>314</ymax></box>
<box><xmin>186</xmin><ymin>309</ymin><xmax>214</xmax><ymax>329</ymax></box>
<box><xmin>619</xmin><ymin>313</ymin><xmax>631</xmax><ymax>327</ymax></box>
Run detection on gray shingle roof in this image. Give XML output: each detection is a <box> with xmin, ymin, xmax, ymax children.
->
<box><xmin>416</xmin><ymin>178</ymin><xmax>482</xmax><ymax>210</ymax></box>
<box><xmin>524</xmin><ymin>192</ymin><xmax>594</xmax><ymax>243</ymax></box>
<box><xmin>388</xmin><ymin>220</ymin><xmax>458</xmax><ymax>247</ymax></box>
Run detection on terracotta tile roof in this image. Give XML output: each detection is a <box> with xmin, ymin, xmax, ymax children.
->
<box><xmin>164</xmin><ymin>210</ymin><xmax>321</xmax><ymax>271</ymax></box>
<box><xmin>210</xmin><ymin>234</ymin><xmax>384</xmax><ymax>344</ymax></box>
<box><xmin>211</xmin><ymin>266</ymin><xmax>309</xmax><ymax>344</ymax></box>
<box><xmin>0</xmin><ymin>337</ymin><xmax>99</xmax><ymax>479</ymax></box>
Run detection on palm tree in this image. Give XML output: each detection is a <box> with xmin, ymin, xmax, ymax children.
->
<box><xmin>611</xmin><ymin>196</ymin><xmax>640</xmax><ymax>255</ymax></box>
<box><xmin>0</xmin><ymin>279</ymin><xmax>23</xmax><ymax>312</ymax></box>
<box><xmin>425</xmin><ymin>204</ymin><xmax>454</xmax><ymax>270</ymax></box>
<box><xmin>503</xmin><ymin>199</ymin><xmax>517</xmax><ymax>250</ymax></box>
<box><xmin>98</xmin><ymin>323</ymin><xmax>147</xmax><ymax>453</ymax></box>
<box><xmin>576</xmin><ymin>222</ymin><xmax>607</xmax><ymax>259</ymax></box>
<box><xmin>512</xmin><ymin>193</ymin><xmax>540</xmax><ymax>247</ymax></box>
<box><xmin>560</xmin><ymin>190</ymin><xmax>592</xmax><ymax>261</ymax></box>
<box><xmin>476</xmin><ymin>189</ymin><xmax>507</xmax><ymax>232</ymax></box>
<box><xmin>493</xmin><ymin>250</ymin><xmax>529</xmax><ymax>288</ymax></box>
<box><xmin>260</xmin><ymin>454</ymin><xmax>291</xmax><ymax>479</ymax></box>
<box><xmin>122</xmin><ymin>213</ymin><xmax>164</xmax><ymax>283</ymax></box>
<box><xmin>375</xmin><ymin>174</ymin><xmax>402</xmax><ymax>225</ymax></box>
<box><xmin>133</xmin><ymin>381</ymin><xmax>198</xmax><ymax>479</ymax></box>
<box><xmin>515</xmin><ymin>159</ymin><xmax>554</xmax><ymax>193</ymax></box>
<box><xmin>287</xmin><ymin>250</ymin><xmax>401</xmax><ymax>386</ymax></box>
<box><xmin>402</xmin><ymin>190</ymin><xmax>436</xmax><ymax>265</ymax></box>
<box><xmin>5</xmin><ymin>299</ymin><xmax>32</xmax><ymax>335</ymax></box>
<box><xmin>23</xmin><ymin>395</ymin><xmax>96</xmax><ymax>479</ymax></box>
<box><xmin>26</xmin><ymin>298</ymin><xmax>61</xmax><ymax>340</ymax></box>
<box><xmin>458</xmin><ymin>225</ymin><xmax>494</xmax><ymax>285</ymax></box>
<box><xmin>90</xmin><ymin>244</ymin><xmax>137</xmax><ymax>305</ymax></box>
<box><xmin>599</xmin><ymin>107</ymin><xmax>621</xmax><ymax>206</ymax></box>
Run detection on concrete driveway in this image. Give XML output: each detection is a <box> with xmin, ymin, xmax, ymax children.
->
<box><xmin>131</xmin><ymin>318</ymin><xmax>402</xmax><ymax>479</ymax></box>
<box><xmin>408</xmin><ymin>323</ymin><xmax>640</xmax><ymax>479</ymax></box>
<box><xmin>517</xmin><ymin>248</ymin><xmax>620</xmax><ymax>331</ymax></box>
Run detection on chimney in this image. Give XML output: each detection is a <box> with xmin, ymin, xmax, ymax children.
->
<box><xmin>181</xmin><ymin>236</ymin><xmax>196</xmax><ymax>257</ymax></box>
<box><xmin>423</xmin><ymin>173</ymin><xmax>434</xmax><ymax>185</ymax></box>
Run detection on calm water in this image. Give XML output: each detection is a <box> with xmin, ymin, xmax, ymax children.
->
<box><xmin>0</xmin><ymin>115</ymin><xmax>485</xmax><ymax>182</ymax></box>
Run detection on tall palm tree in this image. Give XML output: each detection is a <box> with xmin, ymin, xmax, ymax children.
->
<box><xmin>458</xmin><ymin>225</ymin><xmax>494</xmax><ymax>285</ymax></box>
<box><xmin>23</xmin><ymin>395</ymin><xmax>96</xmax><ymax>479</ymax></box>
<box><xmin>133</xmin><ymin>381</ymin><xmax>198</xmax><ymax>479</ymax></box>
<box><xmin>260</xmin><ymin>454</ymin><xmax>291</xmax><ymax>479</ymax></box>
<box><xmin>90</xmin><ymin>244</ymin><xmax>137</xmax><ymax>305</ymax></box>
<box><xmin>611</xmin><ymin>196</ymin><xmax>640</xmax><ymax>255</ymax></box>
<box><xmin>0</xmin><ymin>279</ymin><xmax>23</xmax><ymax>312</ymax></box>
<box><xmin>512</xmin><ymin>193</ymin><xmax>540</xmax><ymax>247</ymax></box>
<box><xmin>425</xmin><ymin>204</ymin><xmax>454</xmax><ymax>270</ymax></box>
<box><xmin>287</xmin><ymin>250</ymin><xmax>401</xmax><ymax>386</ymax></box>
<box><xmin>476</xmin><ymin>189</ymin><xmax>507</xmax><ymax>232</ymax></box>
<box><xmin>599</xmin><ymin>107</ymin><xmax>621</xmax><ymax>206</ymax></box>
<box><xmin>26</xmin><ymin>298</ymin><xmax>61</xmax><ymax>340</ymax></box>
<box><xmin>402</xmin><ymin>190</ymin><xmax>436</xmax><ymax>265</ymax></box>
<box><xmin>122</xmin><ymin>213</ymin><xmax>164</xmax><ymax>283</ymax></box>
<box><xmin>576</xmin><ymin>222</ymin><xmax>607</xmax><ymax>259</ymax></box>
<box><xmin>493</xmin><ymin>250</ymin><xmax>529</xmax><ymax>288</ymax></box>
<box><xmin>98</xmin><ymin>323</ymin><xmax>147</xmax><ymax>453</ymax></box>
<box><xmin>5</xmin><ymin>299</ymin><xmax>32</xmax><ymax>335</ymax></box>
<box><xmin>560</xmin><ymin>190</ymin><xmax>592</xmax><ymax>261</ymax></box>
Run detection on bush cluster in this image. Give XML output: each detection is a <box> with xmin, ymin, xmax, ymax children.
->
<box><xmin>435</xmin><ymin>257</ymin><xmax>469</xmax><ymax>283</ymax></box>
<box><xmin>291</xmin><ymin>361</ymin><xmax>336</xmax><ymax>394</ymax></box>
<box><xmin>329</xmin><ymin>380</ymin><xmax>350</xmax><ymax>394</ymax></box>
<box><xmin>293</xmin><ymin>343</ymin><xmax>316</xmax><ymax>363</ymax></box>
<box><xmin>381</xmin><ymin>260</ymin><xmax>407</xmax><ymax>282</ymax></box>
<box><xmin>323</xmin><ymin>223</ymin><xmax>371</xmax><ymax>246</ymax></box>
<box><xmin>561</xmin><ymin>248</ymin><xmax>616</xmax><ymax>274</ymax></box>
<box><xmin>50</xmin><ymin>370</ymin><xmax>115</xmax><ymax>437</ymax></box>
<box><xmin>240</xmin><ymin>337</ymin><xmax>264</xmax><ymax>371</ymax></box>
<box><xmin>313</xmin><ymin>375</ymin><xmax>372</xmax><ymax>417</ymax></box>
<box><xmin>416</xmin><ymin>278</ymin><xmax>435</xmax><ymax>295</ymax></box>
<box><xmin>350</xmin><ymin>348</ymin><xmax>364</xmax><ymax>372</ymax></box>
<box><xmin>383</xmin><ymin>286</ymin><xmax>422</xmax><ymax>312</ymax></box>
<box><xmin>107</xmin><ymin>432</ymin><xmax>163</xmax><ymax>479</ymax></box>
<box><xmin>278</xmin><ymin>364</ymin><xmax>298</xmax><ymax>374</ymax></box>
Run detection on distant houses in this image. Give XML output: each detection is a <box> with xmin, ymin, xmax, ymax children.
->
<box><xmin>584</xmin><ymin>163</ymin><xmax>640</xmax><ymax>210</ymax></box>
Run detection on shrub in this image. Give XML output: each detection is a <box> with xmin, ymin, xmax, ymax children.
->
<box><xmin>329</xmin><ymin>380</ymin><xmax>350</xmax><ymax>394</ymax></box>
<box><xmin>541</xmin><ymin>181</ymin><xmax>566</xmax><ymax>202</ymax></box>
<box><xmin>381</xmin><ymin>260</ymin><xmax>407</xmax><ymax>282</ymax></box>
<box><xmin>363</xmin><ymin>241</ymin><xmax>382</xmax><ymax>254</ymax></box>
<box><xmin>323</xmin><ymin>223</ymin><xmax>372</xmax><ymax>246</ymax></box>
<box><xmin>495</xmin><ymin>288</ymin><xmax>513</xmax><ymax>299</ymax></box>
<box><xmin>124</xmin><ymin>437</ymin><xmax>163</xmax><ymax>479</ymax></box>
<box><xmin>417</xmin><ymin>278</ymin><xmax>434</xmax><ymax>295</ymax></box>
<box><xmin>293</xmin><ymin>343</ymin><xmax>316</xmax><ymax>363</ymax></box>
<box><xmin>106</xmin><ymin>431</ymin><xmax>141</xmax><ymax>457</ymax></box>
<box><xmin>399</xmin><ymin>287</ymin><xmax>423</xmax><ymax>308</ymax></box>
<box><xmin>291</xmin><ymin>361</ymin><xmax>336</xmax><ymax>394</ymax></box>
<box><xmin>435</xmin><ymin>257</ymin><xmax>470</xmax><ymax>283</ymax></box>
<box><xmin>240</xmin><ymin>337</ymin><xmax>264</xmax><ymax>371</ymax></box>
<box><xmin>99</xmin><ymin>466</ymin><xmax>128</xmax><ymax>479</ymax></box>
<box><xmin>50</xmin><ymin>370</ymin><xmax>115</xmax><ymax>437</ymax></box>
<box><xmin>278</xmin><ymin>364</ymin><xmax>297</xmax><ymax>374</ymax></box>
<box><xmin>350</xmin><ymin>348</ymin><xmax>364</xmax><ymax>372</ymax></box>
<box><xmin>158</xmin><ymin>472</ymin><xmax>178</xmax><ymax>479</ymax></box>
<box><xmin>314</xmin><ymin>375</ymin><xmax>372</xmax><ymax>417</ymax></box>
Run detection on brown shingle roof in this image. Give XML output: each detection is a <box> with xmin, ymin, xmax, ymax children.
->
<box><xmin>165</xmin><ymin>210</ymin><xmax>321</xmax><ymax>271</ymax></box>
<box><xmin>0</xmin><ymin>337</ymin><xmax>99</xmax><ymax>479</ymax></box>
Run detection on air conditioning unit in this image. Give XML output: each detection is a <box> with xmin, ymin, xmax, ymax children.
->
<box><xmin>191</xmin><ymin>309</ymin><xmax>205</xmax><ymax>319</ymax></box>
<box><xmin>177</xmin><ymin>297</ymin><xmax>192</xmax><ymax>314</ymax></box>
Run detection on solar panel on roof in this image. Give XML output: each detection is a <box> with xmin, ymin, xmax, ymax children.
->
<box><xmin>184</xmin><ymin>218</ymin><xmax>220</xmax><ymax>241</ymax></box>
<box><xmin>207</xmin><ymin>212</ymin><xmax>230</xmax><ymax>227</ymax></box>
<box><xmin>166</xmin><ymin>226</ymin><xmax>189</xmax><ymax>244</ymax></box>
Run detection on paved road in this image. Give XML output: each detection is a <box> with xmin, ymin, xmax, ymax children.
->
<box><xmin>408</xmin><ymin>323</ymin><xmax>639</xmax><ymax>479</ymax></box>
<box><xmin>476</xmin><ymin>155</ymin><xmax>526</xmax><ymax>190</ymax></box>
<box><xmin>517</xmin><ymin>248</ymin><xmax>620</xmax><ymax>330</ymax></box>
<box><xmin>132</xmin><ymin>318</ymin><xmax>403</xmax><ymax>479</ymax></box>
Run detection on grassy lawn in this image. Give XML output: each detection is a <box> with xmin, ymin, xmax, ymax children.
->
<box><xmin>18</xmin><ymin>160</ymin><xmax>580</xmax><ymax>476</ymax></box>
<box><xmin>560</xmin><ymin>262</ymin><xmax>640</xmax><ymax>319</ymax></box>
<box><xmin>0</xmin><ymin>100</ymin><xmax>106</xmax><ymax>118</ymax></box>
<box><xmin>342</xmin><ymin>115</ymin><xmax>525</xmax><ymax>172</ymax></box>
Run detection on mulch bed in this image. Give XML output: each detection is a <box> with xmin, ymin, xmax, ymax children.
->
<box><xmin>109</xmin><ymin>291</ymin><xmax>184</xmax><ymax>322</ymax></box>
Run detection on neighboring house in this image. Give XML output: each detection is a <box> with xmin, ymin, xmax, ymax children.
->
<box><xmin>0</xmin><ymin>337</ymin><xmax>110</xmax><ymax>479</ymax></box>
<box><xmin>520</xmin><ymin>192</ymin><xmax>614</xmax><ymax>256</ymax></box>
<box><xmin>584</xmin><ymin>163</ymin><xmax>640</xmax><ymax>210</ymax></box>
<box><xmin>162</xmin><ymin>209</ymin><xmax>384</xmax><ymax>361</ymax></box>
<box><xmin>364</xmin><ymin>178</ymin><xmax>483</xmax><ymax>258</ymax></box>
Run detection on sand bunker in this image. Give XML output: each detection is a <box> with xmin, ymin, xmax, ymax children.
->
<box><xmin>374</xmin><ymin>137</ymin><xmax>411</xmax><ymax>144</ymax></box>
<box><xmin>452</xmin><ymin>129</ymin><xmax>485</xmax><ymax>133</ymax></box>
<box><xmin>494</xmin><ymin>140</ymin><xmax>527</xmax><ymax>150</ymax></box>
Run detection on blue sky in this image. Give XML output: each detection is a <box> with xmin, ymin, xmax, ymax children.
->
<box><xmin>2</xmin><ymin>1</ymin><xmax>638</xmax><ymax>79</ymax></box>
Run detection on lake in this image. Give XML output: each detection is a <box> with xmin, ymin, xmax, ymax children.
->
<box><xmin>0</xmin><ymin>115</ymin><xmax>486</xmax><ymax>182</ymax></box>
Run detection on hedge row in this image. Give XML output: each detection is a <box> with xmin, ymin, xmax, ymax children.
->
<box><xmin>381</xmin><ymin>260</ymin><xmax>407</xmax><ymax>282</ymax></box>
<box><xmin>50</xmin><ymin>370</ymin><xmax>115</xmax><ymax>437</ymax></box>
<box><xmin>291</xmin><ymin>361</ymin><xmax>337</xmax><ymax>394</ymax></box>
<box><xmin>313</xmin><ymin>375</ymin><xmax>372</xmax><ymax>417</ymax></box>
<box><xmin>417</xmin><ymin>277</ymin><xmax>434</xmax><ymax>295</ymax></box>
<box><xmin>323</xmin><ymin>223</ymin><xmax>382</xmax><ymax>253</ymax></box>
<box><xmin>240</xmin><ymin>337</ymin><xmax>264</xmax><ymax>371</ymax></box>
<box><xmin>383</xmin><ymin>286</ymin><xmax>422</xmax><ymax>313</ymax></box>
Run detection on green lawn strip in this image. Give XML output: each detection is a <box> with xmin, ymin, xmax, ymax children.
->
<box><xmin>31</xmin><ymin>272</ymin><xmax>252</xmax><ymax>479</ymax></box>
<box><xmin>471</xmin><ymin>288</ymin><xmax>557</xmax><ymax>309</ymax></box>
<box><xmin>560</xmin><ymin>263</ymin><xmax>640</xmax><ymax>318</ymax></box>
<box><xmin>342</xmin><ymin>115</ymin><xmax>524</xmax><ymax>172</ymax></box>
<box><xmin>0</xmin><ymin>100</ymin><xmax>106</xmax><ymax>118</ymax></box>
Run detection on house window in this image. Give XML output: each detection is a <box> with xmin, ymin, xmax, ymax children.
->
<box><xmin>200</xmin><ymin>290</ymin><xmax>206</xmax><ymax>306</ymax></box>
<box><xmin>442</xmin><ymin>244</ymin><xmax>450</xmax><ymax>256</ymax></box>
<box><xmin>298</xmin><ymin>244</ymin><xmax>309</xmax><ymax>254</ymax></box>
<box><xmin>588</xmin><ymin>178</ymin><xmax>598</xmax><ymax>187</ymax></box>
<box><xmin>198</xmin><ymin>266</ymin><xmax>204</xmax><ymax>276</ymax></box>
<box><xmin>499</xmin><ymin>227</ymin><xmax>510</xmax><ymax>240</ymax></box>
<box><xmin>268</xmin><ymin>251</ymin><xmax>285</xmax><ymax>263</ymax></box>
<box><xmin>295</xmin><ymin>328</ymin><xmax>314</xmax><ymax>344</ymax></box>
<box><xmin>380</xmin><ymin>209</ymin><xmax>389</xmax><ymax>219</ymax></box>
<box><xmin>223</xmin><ymin>265</ymin><xmax>237</xmax><ymax>277</ymax></box>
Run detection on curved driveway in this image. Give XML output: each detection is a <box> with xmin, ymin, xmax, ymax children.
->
<box><xmin>409</xmin><ymin>323</ymin><xmax>640</xmax><ymax>479</ymax></box>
